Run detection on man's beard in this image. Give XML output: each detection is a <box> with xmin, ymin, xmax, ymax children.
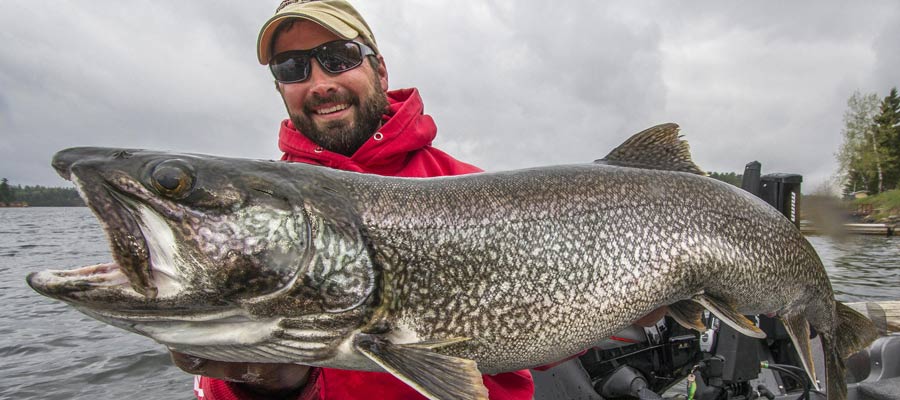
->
<box><xmin>290</xmin><ymin>78</ymin><xmax>389</xmax><ymax>157</ymax></box>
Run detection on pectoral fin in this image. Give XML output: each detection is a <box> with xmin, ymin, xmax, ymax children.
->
<box><xmin>353</xmin><ymin>334</ymin><xmax>488</xmax><ymax>400</ymax></box>
<box><xmin>694</xmin><ymin>294</ymin><xmax>765</xmax><ymax>339</ymax></box>
<box><xmin>668</xmin><ymin>300</ymin><xmax>707</xmax><ymax>331</ymax></box>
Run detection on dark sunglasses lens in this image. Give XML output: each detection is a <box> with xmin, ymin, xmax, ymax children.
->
<box><xmin>271</xmin><ymin>54</ymin><xmax>309</xmax><ymax>82</ymax></box>
<box><xmin>316</xmin><ymin>42</ymin><xmax>364</xmax><ymax>73</ymax></box>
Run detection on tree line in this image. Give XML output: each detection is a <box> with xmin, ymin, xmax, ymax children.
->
<box><xmin>837</xmin><ymin>87</ymin><xmax>900</xmax><ymax>196</ymax></box>
<box><xmin>707</xmin><ymin>172</ymin><xmax>743</xmax><ymax>187</ymax></box>
<box><xmin>0</xmin><ymin>178</ymin><xmax>85</xmax><ymax>206</ymax></box>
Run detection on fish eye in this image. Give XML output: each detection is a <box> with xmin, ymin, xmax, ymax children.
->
<box><xmin>150</xmin><ymin>160</ymin><xmax>194</xmax><ymax>198</ymax></box>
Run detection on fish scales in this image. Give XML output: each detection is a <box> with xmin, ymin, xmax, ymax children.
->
<box><xmin>28</xmin><ymin>124</ymin><xmax>878</xmax><ymax>400</ymax></box>
<box><xmin>343</xmin><ymin>164</ymin><xmax>825</xmax><ymax>372</ymax></box>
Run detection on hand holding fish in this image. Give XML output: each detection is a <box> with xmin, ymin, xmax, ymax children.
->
<box><xmin>170</xmin><ymin>350</ymin><xmax>311</xmax><ymax>396</ymax></box>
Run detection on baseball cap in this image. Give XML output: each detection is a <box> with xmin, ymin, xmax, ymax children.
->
<box><xmin>257</xmin><ymin>0</ymin><xmax>379</xmax><ymax>65</ymax></box>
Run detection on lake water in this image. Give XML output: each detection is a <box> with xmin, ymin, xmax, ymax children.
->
<box><xmin>1</xmin><ymin>207</ymin><xmax>898</xmax><ymax>399</ymax></box>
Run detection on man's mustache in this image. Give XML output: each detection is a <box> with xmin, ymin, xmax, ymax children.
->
<box><xmin>303</xmin><ymin>92</ymin><xmax>358</xmax><ymax>112</ymax></box>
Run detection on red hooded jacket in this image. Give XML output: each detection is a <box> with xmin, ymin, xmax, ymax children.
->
<box><xmin>193</xmin><ymin>88</ymin><xmax>534</xmax><ymax>400</ymax></box>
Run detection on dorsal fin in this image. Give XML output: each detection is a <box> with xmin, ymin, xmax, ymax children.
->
<box><xmin>595</xmin><ymin>123</ymin><xmax>705</xmax><ymax>175</ymax></box>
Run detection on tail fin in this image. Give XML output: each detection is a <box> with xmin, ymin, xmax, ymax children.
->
<box><xmin>835</xmin><ymin>301</ymin><xmax>879</xmax><ymax>358</ymax></box>
<box><xmin>822</xmin><ymin>334</ymin><xmax>848</xmax><ymax>400</ymax></box>
<box><xmin>821</xmin><ymin>302</ymin><xmax>880</xmax><ymax>400</ymax></box>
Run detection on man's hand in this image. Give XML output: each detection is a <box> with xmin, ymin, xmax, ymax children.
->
<box><xmin>170</xmin><ymin>350</ymin><xmax>311</xmax><ymax>396</ymax></box>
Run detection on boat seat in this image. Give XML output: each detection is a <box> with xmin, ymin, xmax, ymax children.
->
<box><xmin>857</xmin><ymin>376</ymin><xmax>900</xmax><ymax>400</ymax></box>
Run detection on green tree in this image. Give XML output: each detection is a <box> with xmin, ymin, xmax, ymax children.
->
<box><xmin>0</xmin><ymin>178</ymin><xmax>13</xmax><ymax>203</ymax></box>
<box><xmin>836</xmin><ymin>91</ymin><xmax>885</xmax><ymax>194</ymax></box>
<box><xmin>12</xmin><ymin>185</ymin><xmax>84</xmax><ymax>206</ymax></box>
<box><xmin>874</xmin><ymin>87</ymin><xmax>900</xmax><ymax>190</ymax></box>
<box><xmin>708</xmin><ymin>171</ymin><xmax>743</xmax><ymax>187</ymax></box>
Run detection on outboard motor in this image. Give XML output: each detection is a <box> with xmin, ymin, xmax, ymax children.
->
<box><xmin>741</xmin><ymin>162</ymin><xmax>802</xmax><ymax>227</ymax></box>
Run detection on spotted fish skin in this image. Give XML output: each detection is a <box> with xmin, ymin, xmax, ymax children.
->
<box><xmin>350</xmin><ymin>162</ymin><xmax>825</xmax><ymax>371</ymax></box>
<box><xmin>29</xmin><ymin>124</ymin><xmax>877</xmax><ymax>400</ymax></box>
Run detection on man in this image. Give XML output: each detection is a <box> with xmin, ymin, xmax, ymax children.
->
<box><xmin>171</xmin><ymin>1</ymin><xmax>534</xmax><ymax>399</ymax></box>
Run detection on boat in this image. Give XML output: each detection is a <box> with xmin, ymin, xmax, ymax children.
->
<box><xmin>531</xmin><ymin>301</ymin><xmax>899</xmax><ymax>399</ymax></box>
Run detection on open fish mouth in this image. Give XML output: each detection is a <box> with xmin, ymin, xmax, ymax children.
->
<box><xmin>99</xmin><ymin>187</ymin><xmax>158</xmax><ymax>297</ymax></box>
<box><xmin>26</xmin><ymin>175</ymin><xmax>163</xmax><ymax>299</ymax></box>
<box><xmin>27</xmin><ymin>148</ymin><xmax>184</xmax><ymax>300</ymax></box>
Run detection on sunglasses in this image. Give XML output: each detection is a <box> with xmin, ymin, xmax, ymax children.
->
<box><xmin>269</xmin><ymin>40</ymin><xmax>376</xmax><ymax>83</ymax></box>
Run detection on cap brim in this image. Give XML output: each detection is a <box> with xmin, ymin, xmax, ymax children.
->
<box><xmin>257</xmin><ymin>11</ymin><xmax>359</xmax><ymax>64</ymax></box>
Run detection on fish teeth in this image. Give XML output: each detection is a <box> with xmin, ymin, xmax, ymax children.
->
<box><xmin>91</xmin><ymin>267</ymin><xmax>130</xmax><ymax>287</ymax></box>
<box><xmin>45</xmin><ymin>262</ymin><xmax>129</xmax><ymax>287</ymax></box>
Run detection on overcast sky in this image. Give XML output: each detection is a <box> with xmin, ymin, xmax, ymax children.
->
<box><xmin>1</xmin><ymin>1</ymin><xmax>898</xmax><ymax>193</ymax></box>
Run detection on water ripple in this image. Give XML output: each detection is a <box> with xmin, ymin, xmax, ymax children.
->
<box><xmin>0</xmin><ymin>208</ymin><xmax>898</xmax><ymax>399</ymax></box>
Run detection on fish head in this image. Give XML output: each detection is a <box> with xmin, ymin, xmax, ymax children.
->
<box><xmin>27</xmin><ymin>147</ymin><xmax>377</xmax><ymax>360</ymax></box>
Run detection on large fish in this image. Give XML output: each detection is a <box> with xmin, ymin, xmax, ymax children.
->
<box><xmin>27</xmin><ymin>124</ymin><xmax>877</xmax><ymax>400</ymax></box>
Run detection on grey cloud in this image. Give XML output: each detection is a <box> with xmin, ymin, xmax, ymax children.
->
<box><xmin>651</xmin><ymin>2</ymin><xmax>896</xmax><ymax>42</ymax></box>
<box><xmin>638</xmin><ymin>1</ymin><xmax>900</xmax><ymax>189</ymax></box>
<box><xmin>870</xmin><ymin>6</ymin><xmax>900</xmax><ymax>93</ymax></box>
<box><xmin>1</xmin><ymin>0</ymin><xmax>898</xmax><ymax>194</ymax></box>
<box><xmin>366</xmin><ymin>1</ymin><xmax>667</xmax><ymax>171</ymax></box>
<box><xmin>0</xmin><ymin>2</ymin><xmax>281</xmax><ymax>186</ymax></box>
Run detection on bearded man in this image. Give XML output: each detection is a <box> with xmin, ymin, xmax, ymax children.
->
<box><xmin>171</xmin><ymin>1</ymin><xmax>533</xmax><ymax>399</ymax></box>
